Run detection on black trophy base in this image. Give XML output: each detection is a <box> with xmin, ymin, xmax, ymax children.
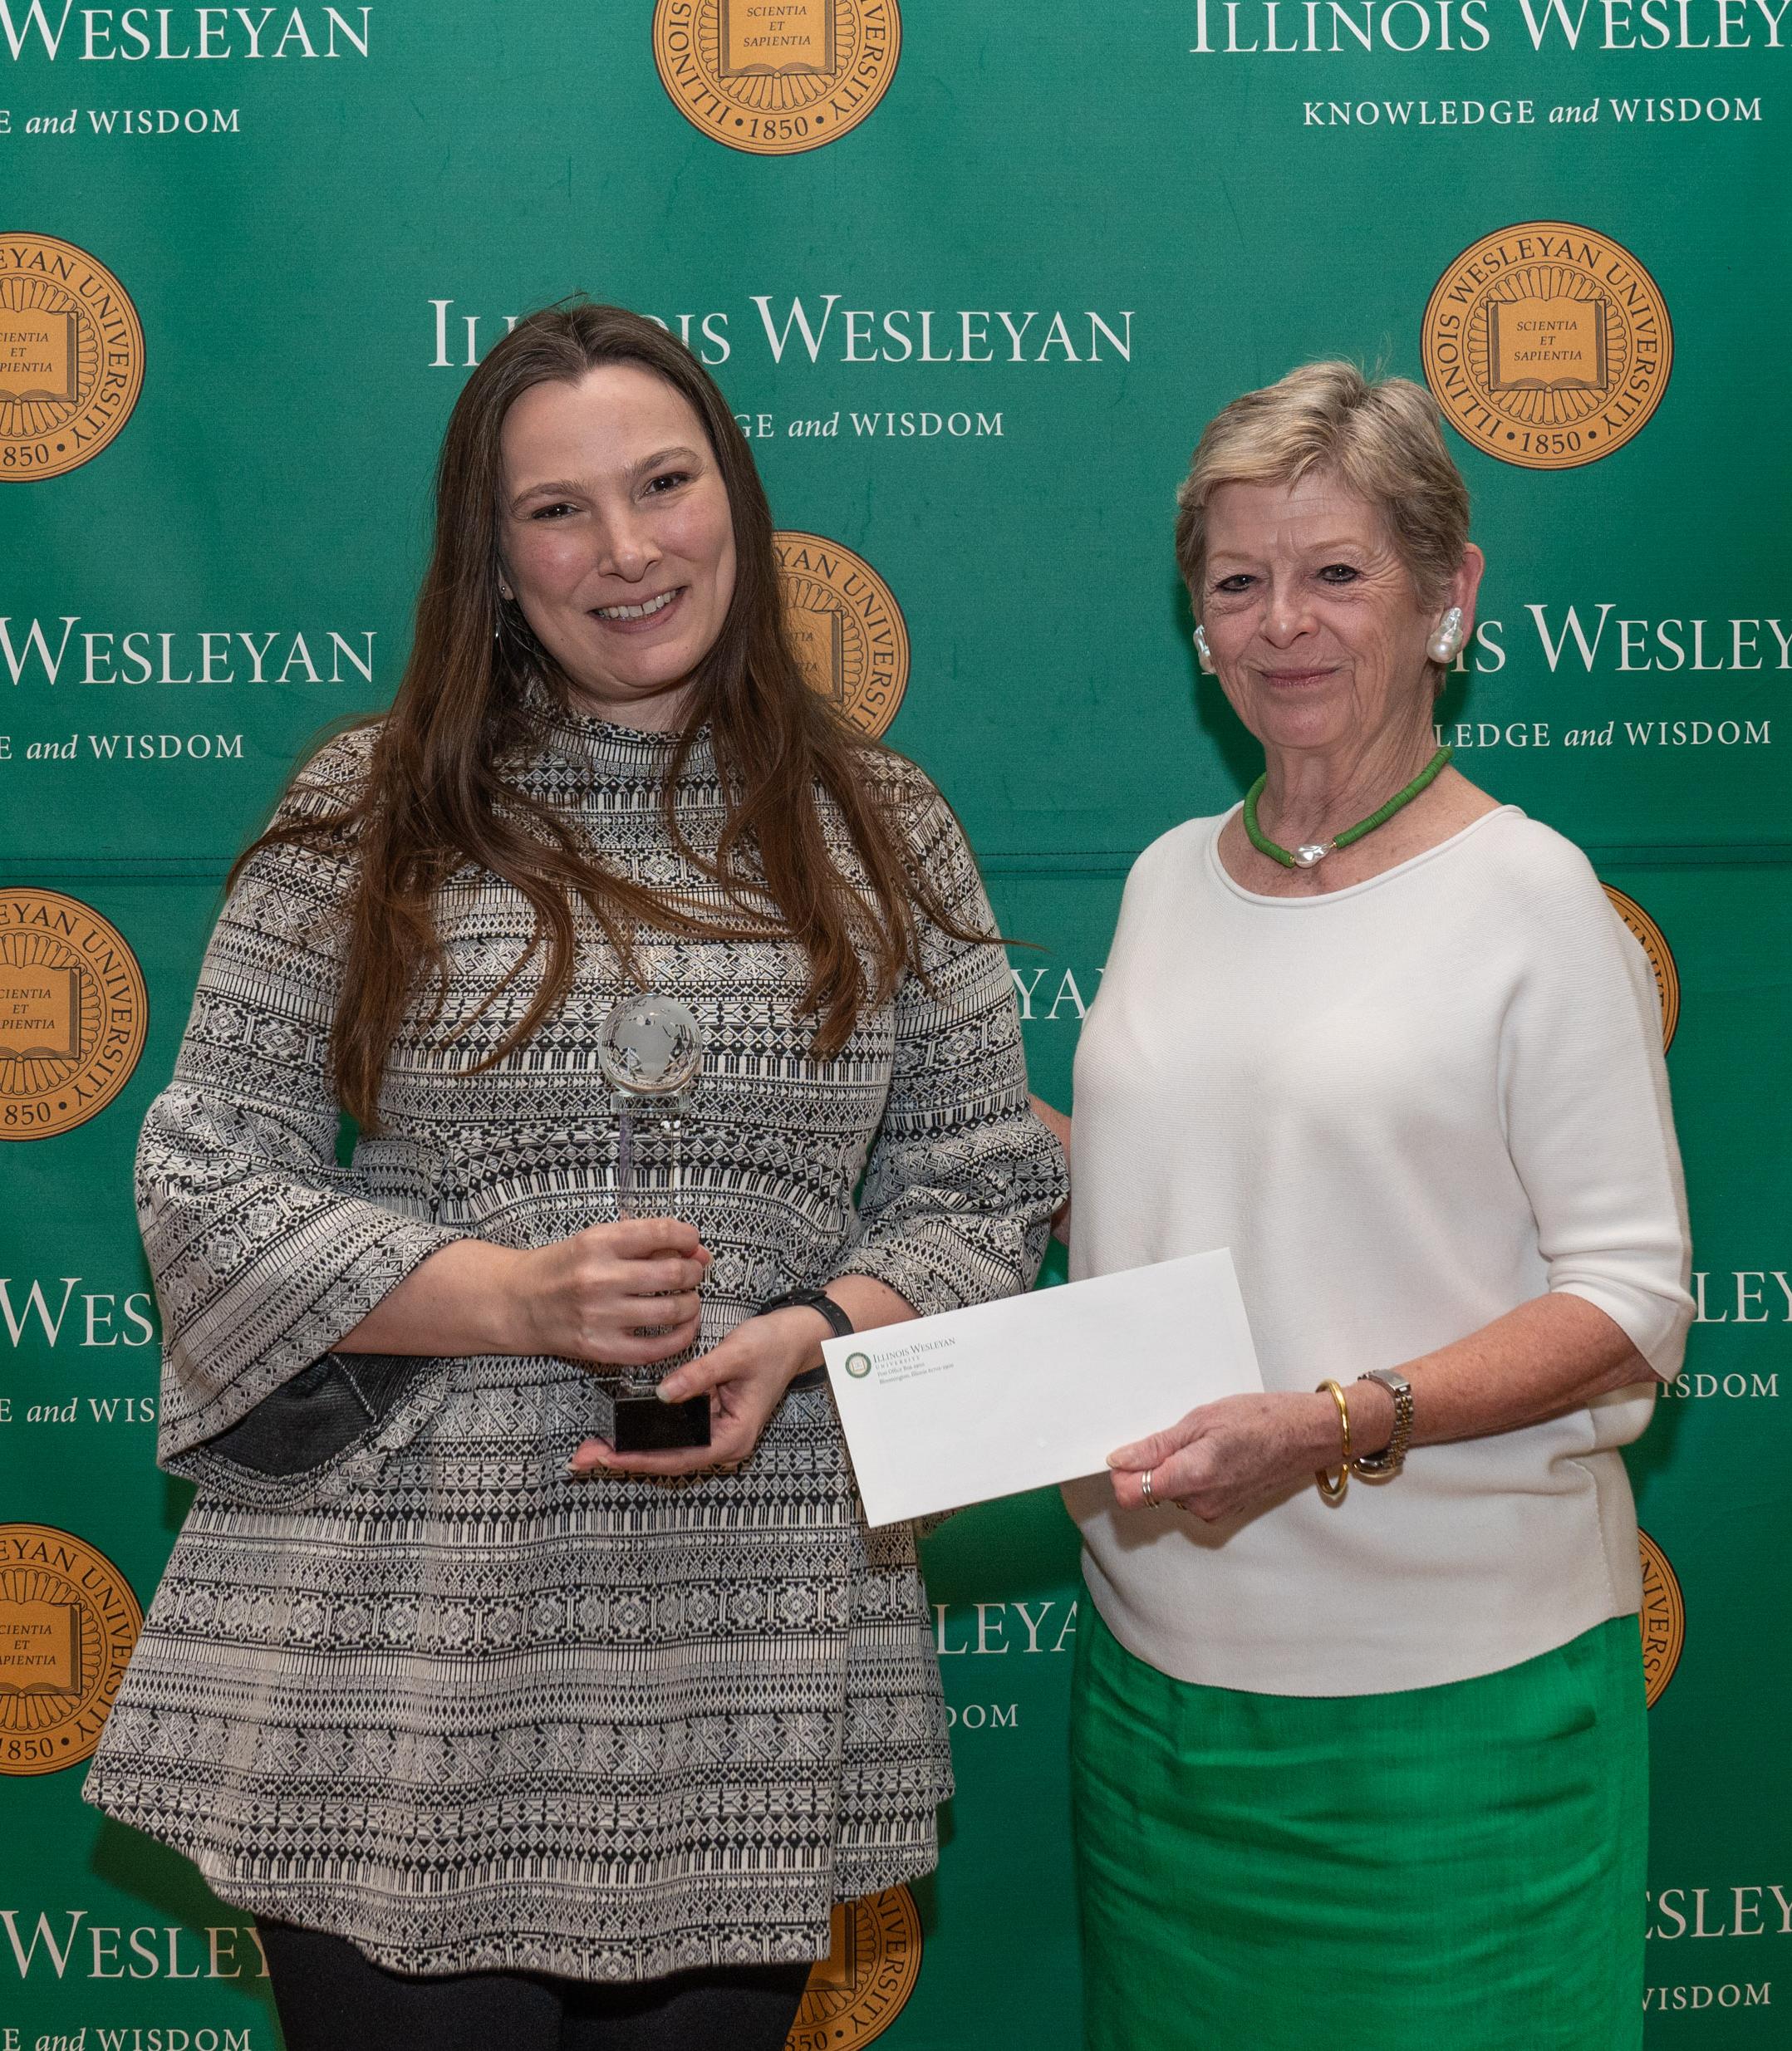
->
<box><xmin>612</xmin><ymin>1391</ymin><xmax>711</xmax><ymax>1453</ymax></box>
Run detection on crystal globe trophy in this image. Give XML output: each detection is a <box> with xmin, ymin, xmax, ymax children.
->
<box><xmin>596</xmin><ymin>993</ymin><xmax>711</xmax><ymax>1453</ymax></box>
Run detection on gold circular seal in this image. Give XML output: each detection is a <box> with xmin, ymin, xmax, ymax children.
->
<box><xmin>1</xmin><ymin>1524</ymin><xmax>143</xmax><ymax>1776</ymax></box>
<box><xmin>1603</xmin><ymin>885</ymin><xmax>1680</xmax><ymax>1053</ymax></box>
<box><xmin>0</xmin><ymin>235</ymin><xmax>145</xmax><ymax>481</ymax></box>
<box><xmin>654</xmin><ymin>0</ymin><xmax>901</xmax><ymax>156</ymax></box>
<box><xmin>785</xmin><ymin>1887</ymin><xmax>923</xmax><ymax>2051</ymax></box>
<box><xmin>1421</xmin><ymin>223</ymin><xmax>1672</xmax><ymax>469</ymax></box>
<box><xmin>774</xmin><ymin>530</ymin><xmax>911</xmax><ymax>738</ymax></box>
<box><xmin>0</xmin><ymin>889</ymin><xmax>149</xmax><ymax>1140</ymax></box>
<box><xmin>1638</xmin><ymin>1527</ymin><xmax>1685</xmax><ymax>1710</ymax></box>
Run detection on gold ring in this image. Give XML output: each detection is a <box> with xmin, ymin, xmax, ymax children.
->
<box><xmin>1140</xmin><ymin>1469</ymin><xmax>1155</xmax><ymax>1507</ymax></box>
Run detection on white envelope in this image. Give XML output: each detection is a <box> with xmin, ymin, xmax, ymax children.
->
<box><xmin>822</xmin><ymin>1248</ymin><xmax>1263</xmax><ymax>1527</ymax></box>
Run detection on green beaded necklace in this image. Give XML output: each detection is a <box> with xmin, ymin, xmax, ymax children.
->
<box><xmin>1242</xmin><ymin>744</ymin><xmax>1454</xmax><ymax>871</ymax></box>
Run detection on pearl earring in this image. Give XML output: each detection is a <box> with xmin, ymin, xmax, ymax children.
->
<box><xmin>1192</xmin><ymin>625</ymin><xmax>1216</xmax><ymax>675</ymax></box>
<box><xmin>1427</xmin><ymin>607</ymin><xmax>1465</xmax><ymax>666</ymax></box>
<box><xmin>498</xmin><ymin>581</ymin><xmax>514</xmax><ymax>602</ymax></box>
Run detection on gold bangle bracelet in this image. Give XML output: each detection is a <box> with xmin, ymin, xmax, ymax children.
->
<box><xmin>1314</xmin><ymin>1378</ymin><xmax>1352</xmax><ymax>1503</ymax></box>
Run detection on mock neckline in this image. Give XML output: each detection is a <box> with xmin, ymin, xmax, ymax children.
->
<box><xmin>519</xmin><ymin>680</ymin><xmax>712</xmax><ymax>778</ymax></box>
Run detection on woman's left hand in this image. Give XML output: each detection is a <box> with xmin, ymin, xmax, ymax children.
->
<box><xmin>1107</xmin><ymin>1391</ymin><xmax>1345</xmax><ymax>1523</ymax></box>
<box><xmin>567</xmin><ymin>1307</ymin><xmax>826</xmax><ymax>1479</ymax></box>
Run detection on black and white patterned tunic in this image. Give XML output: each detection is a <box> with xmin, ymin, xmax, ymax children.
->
<box><xmin>84</xmin><ymin>702</ymin><xmax>1064</xmax><ymax>1981</ymax></box>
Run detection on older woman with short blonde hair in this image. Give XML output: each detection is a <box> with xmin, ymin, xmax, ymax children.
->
<box><xmin>1046</xmin><ymin>362</ymin><xmax>1691</xmax><ymax>2050</ymax></box>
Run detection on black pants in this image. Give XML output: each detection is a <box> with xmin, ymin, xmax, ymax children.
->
<box><xmin>259</xmin><ymin>1922</ymin><xmax>813</xmax><ymax>2051</ymax></box>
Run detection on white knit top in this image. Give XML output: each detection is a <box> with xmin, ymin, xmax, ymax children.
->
<box><xmin>1064</xmin><ymin>806</ymin><xmax>1693</xmax><ymax>1697</ymax></box>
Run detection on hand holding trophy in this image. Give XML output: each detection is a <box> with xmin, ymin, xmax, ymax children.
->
<box><xmin>597</xmin><ymin>991</ymin><xmax>713</xmax><ymax>1454</ymax></box>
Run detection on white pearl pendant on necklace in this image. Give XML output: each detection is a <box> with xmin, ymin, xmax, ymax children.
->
<box><xmin>1293</xmin><ymin>843</ymin><xmax>1332</xmax><ymax>868</ymax></box>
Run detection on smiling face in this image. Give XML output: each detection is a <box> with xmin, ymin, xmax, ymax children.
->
<box><xmin>498</xmin><ymin>361</ymin><xmax>738</xmax><ymax>729</ymax></box>
<box><xmin>1199</xmin><ymin>469</ymin><xmax>1480</xmax><ymax>764</ymax></box>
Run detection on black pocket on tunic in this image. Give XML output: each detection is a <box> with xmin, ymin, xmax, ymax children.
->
<box><xmin>204</xmin><ymin>1353</ymin><xmax>426</xmax><ymax>1476</ymax></box>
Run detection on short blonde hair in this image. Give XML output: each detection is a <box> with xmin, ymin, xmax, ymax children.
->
<box><xmin>1174</xmin><ymin>362</ymin><xmax>1470</xmax><ymax>606</ymax></box>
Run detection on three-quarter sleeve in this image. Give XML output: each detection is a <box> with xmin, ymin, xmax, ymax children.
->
<box><xmin>829</xmin><ymin>781</ymin><xmax>1067</xmax><ymax>1317</ymax></box>
<box><xmin>1500</xmin><ymin>849</ymin><xmax>1694</xmax><ymax>1379</ymax></box>
<box><xmin>140</xmin><ymin>731</ymin><xmax>460</xmax><ymax>1484</ymax></box>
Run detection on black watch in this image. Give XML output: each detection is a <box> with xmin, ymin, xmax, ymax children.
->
<box><xmin>754</xmin><ymin>1288</ymin><xmax>855</xmax><ymax>1340</ymax></box>
<box><xmin>754</xmin><ymin>1289</ymin><xmax>854</xmax><ymax>1391</ymax></box>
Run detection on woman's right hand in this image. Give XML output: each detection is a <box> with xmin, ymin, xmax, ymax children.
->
<box><xmin>508</xmin><ymin>1217</ymin><xmax>710</xmax><ymax>1367</ymax></box>
<box><xmin>335</xmin><ymin>1219</ymin><xmax>710</xmax><ymax>1364</ymax></box>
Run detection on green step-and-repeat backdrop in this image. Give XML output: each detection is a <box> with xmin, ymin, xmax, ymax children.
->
<box><xmin>3</xmin><ymin>3</ymin><xmax>1789</xmax><ymax>2045</ymax></box>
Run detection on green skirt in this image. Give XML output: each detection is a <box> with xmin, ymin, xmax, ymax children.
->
<box><xmin>1070</xmin><ymin>1603</ymin><xmax>1647</xmax><ymax>2051</ymax></box>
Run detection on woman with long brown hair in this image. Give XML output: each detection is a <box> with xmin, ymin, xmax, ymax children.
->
<box><xmin>86</xmin><ymin>303</ymin><xmax>1065</xmax><ymax>2051</ymax></box>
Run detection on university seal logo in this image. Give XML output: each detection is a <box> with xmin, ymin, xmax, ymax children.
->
<box><xmin>0</xmin><ymin>889</ymin><xmax>149</xmax><ymax>1139</ymax></box>
<box><xmin>774</xmin><ymin>532</ymin><xmax>910</xmax><ymax>738</ymax></box>
<box><xmin>1</xmin><ymin>1524</ymin><xmax>143</xmax><ymax>1776</ymax></box>
<box><xmin>784</xmin><ymin>1886</ymin><xmax>922</xmax><ymax>2051</ymax></box>
<box><xmin>1603</xmin><ymin>885</ymin><xmax>1680</xmax><ymax>1053</ymax></box>
<box><xmin>0</xmin><ymin>235</ymin><xmax>145</xmax><ymax>480</ymax></box>
<box><xmin>1421</xmin><ymin>223</ymin><xmax>1671</xmax><ymax>470</ymax></box>
<box><xmin>1637</xmin><ymin>1528</ymin><xmax>1684</xmax><ymax>1710</ymax></box>
<box><xmin>654</xmin><ymin>0</ymin><xmax>901</xmax><ymax>155</ymax></box>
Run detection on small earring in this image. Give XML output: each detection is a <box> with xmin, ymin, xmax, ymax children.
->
<box><xmin>1427</xmin><ymin>606</ymin><xmax>1465</xmax><ymax>666</ymax></box>
<box><xmin>498</xmin><ymin>582</ymin><xmax>514</xmax><ymax>602</ymax></box>
<box><xmin>1192</xmin><ymin>624</ymin><xmax>1216</xmax><ymax>675</ymax></box>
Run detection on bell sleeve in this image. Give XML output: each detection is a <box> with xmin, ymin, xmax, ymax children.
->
<box><xmin>829</xmin><ymin>778</ymin><xmax>1068</xmax><ymax>1317</ymax></box>
<box><xmin>139</xmin><ymin>731</ymin><xmax>462</xmax><ymax>1497</ymax></box>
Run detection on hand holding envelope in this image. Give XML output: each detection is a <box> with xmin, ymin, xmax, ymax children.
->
<box><xmin>821</xmin><ymin>1248</ymin><xmax>1264</xmax><ymax>1528</ymax></box>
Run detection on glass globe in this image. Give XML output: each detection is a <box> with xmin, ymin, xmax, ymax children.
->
<box><xmin>597</xmin><ymin>994</ymin><xmax>704</xmax><ymax>1098</ymax></box>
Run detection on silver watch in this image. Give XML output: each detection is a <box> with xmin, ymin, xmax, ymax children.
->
<box><xmin>1352</xmin><ymin>1367</ymin><xmax>1413</xmax><ymax>1478</ymax></box>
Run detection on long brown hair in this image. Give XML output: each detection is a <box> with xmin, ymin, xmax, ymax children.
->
<box><xmin>240</xmin><ymin>302</ymin><xmax>981</xmax><ymax>1130</ymax></box>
